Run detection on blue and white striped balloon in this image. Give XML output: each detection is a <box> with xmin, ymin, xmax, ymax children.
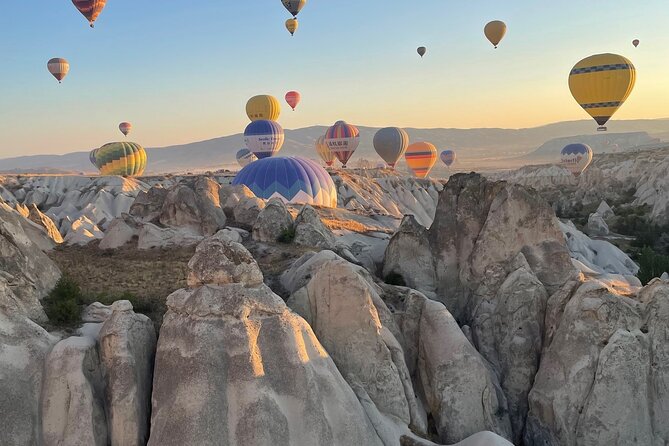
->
<box><xmin>244</xmin><ymin>120</ymin><xmax>285</xmax><ymax>159</ymax></box>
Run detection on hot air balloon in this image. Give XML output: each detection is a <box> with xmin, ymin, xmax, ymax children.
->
<box><xmin>119</xmin><ymin>122</ymin><xmax>132</xmax><ymax>137</ymax></box>
<box><xmin>315</xmin><ymin>136</ymin><xmax>335</xmax><ymax>167</ymax></box>
<box><xmin>373</xmin><ymin>127</ymin><xmax>409</xmax><ymax>168</ymax></box>
<box><xmin>236</xmin><ymin>148</ymin><xmax>258</xmax><ymax>168</ymax></box>
<box><xmin>233</xmin><ymin>156</ymin><xmax>337</xmax><ymax>208</ymax></box>
<box><xmin>440</xmin><ymin>150</ymin><xmax>456</xmax><ymax>167</ymax></box>
<box><xmin>244</xmin><ymin>120</ymin><xmax>285</xmax><ymax>159</ymax></box>
<box><xmin>89</xmin><ymin>149</ymin><xmax>98</xmax><ymax>167</ymax></box>
<box><xmin>246</xmin><ymin>95</ymin><xmax>281</xmax><ymax>122</ymax></box>
<box><xmin>94</xmin><ymin>142</ymin><xmax>147</xmax><ymax>177</ymax></box>
<box><xmin>324</xmin><ymin>121</ymin><xmax>360</xmax><ymax>168</ymax></box>
<box><xmin>560</xmin><ymin>143</ymin><xmax>593</xmax><ymax>176</ymax></box>
<box><xmin>405</xmin><ymin>142</ymin><xmax>438</xmax><ymax>178</ymax></box>
<box><xmin>484</xmin><ymin>20</ymin><xmax>507</xmax><ymax>48</ymax></box>
<box><xmin>282</xmin><ymin>0</ymin><xmax>306</xmax><ymax>18</ymax></box>
<box><xmin>633</xmin><ymin>39</ymin><xmax>640</xmax><ymax>48</ymax></box>
<box><xmin>286</xmin><ymin>18</ymin><xmax>299</xmax><ymax>36</ymax></box>
<box><xmin>47</xmin><ymin>58</ymin><xmax>69</xmax><ymax>83</ymax></box>
<box><xmin>71</xmin><ymin>0</ymin><xmax>107</xmax><ymax>28</ymax></box>
<box><xmin>569</xmin><ymin>53</ymin><xmax>636</xmax><ymax>131</ymax></box>
<box><xmin>285</xmin><ymin>91</ymin><xmax>301</xmax><ymax>111</ymax></box>
<box><xmin>417</xmin><ymin>47</ymin><xmax>427</xmax><ymax>58</ymax></box>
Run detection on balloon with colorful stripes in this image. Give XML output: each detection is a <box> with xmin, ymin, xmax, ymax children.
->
<box><xmin>324</xmin><ymin>121</ymin><xmax>360</xmax><ymax>168</ymax></box>
<box><xmin>119</xmin><ymin>122</ymin><xmax>132</xmax><ymax>137</ymax></box>
<box><xmin>233</xmin><ymin>156</ymin><xmax>337</xmax><ymax>208</ymax></box>
<box><xmin>94</xmin><ymin>142</ymin><xmax>147</xmax><ymax>177</ymax></box>
<box><xmin>47</xmin><ymin>58</ymin><xmax>69</xmax><ymax>83</ymax></box>
<box><xmin>244</xmin><ymin>120</ymin><xmax>285</xmax><ymax>159</ymax></box>
<box><xmin>405</xmin><ymin>142</ymin><xmax>438</xmax><ymax>178</ymax></box>
<box><xmin>71</xmin><ymin>0</ymin><xmax>107</xmax><ymax>28</ymax></box>
<box><xmin>440</xmin><ymin>150</ymin><xmax>457</xmax><ymax>167</ymax></box>
<box><xmin>315</xmin><ymin>136</ymin><xmax>335</xmax><ymax>167</ymax></box>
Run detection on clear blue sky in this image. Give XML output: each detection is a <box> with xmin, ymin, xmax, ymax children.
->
<box><xmin>1</xmin><ymin>0</ymin><xmax>668</xmax><ymax>156</ymax></box>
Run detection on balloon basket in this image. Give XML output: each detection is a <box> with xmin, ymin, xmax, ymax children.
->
<box><xmin>597</xmin><ymin>126</ymin><xmax>608</xmax><ymax>132</ymax></box>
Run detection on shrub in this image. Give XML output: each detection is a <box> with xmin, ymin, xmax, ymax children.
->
<box><xmin>637</xmin><ymin>246</ymin><xmax>669</xmax><ymax>285</ymax></box>
<box><xmin>43</xmin><ymin>276</ymin><xmax>83</xmax><ymax>326</ymax></box>
<box><xmin>277</xmin><ymin>227</ymin><xmax>296</xmax><ymax>244</ymax></box>
<box><xmin>384</xmin><ymin>272</ymin><xmax>406</xmax><ymax>287</ymax></box>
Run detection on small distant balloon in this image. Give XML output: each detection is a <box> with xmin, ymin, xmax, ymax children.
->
<box><xmin>484</xmin><ymin>20</ymin><xmax>507</xmax><ymax>48</ymax></box>
<box><xmin>417</xmin><ymin>47</ymin><xmax>427</xmax><ymax>58</ymax></box>
<box><xmin>119</xmin><ymin>122</ymin><xmax>132</xmax><ymax>137</ymax></box>
<box><xmin>282</xmin><ymin>0</ymin><xmax>306</xmax><ymax>17</ymax></box>
<box><xmin>246</xmin><ymin>95</ymin><xmax>281</xmax><ymax>122</ymax></box>
<box><xmin>236</xmin><ymin>148</ymin><xmax>258</xmax><ymax>168</ymax></box>
<box><xmin>440</xmin><ymin>150</ymin><xmax>456</xmax><ymax>167</ymax></box>
<box><xmin>71</xmin><ymin>0</ymin><xmax>107</xmax><ymax>28</ymax></box>
<box><xmin>632</xmin><ymin>39</ymin><xmax>640</xmax><ymax>48</ymax></box>
<box><xmin>285</xmin><ymin>91</ymin><xmax>301</xmax><ymax>111</ymax></box>
<box><xmin>560</xmin><ymin>143</ymin><xmax>593</xmax><ymax>177</ymax></box>
<box><xmin>47</xmin><ymin>58</ymin><xmax>69</xmax><ymax>83</ymax></box>
<box><xmin>405</xmin><ymin>142</ymin><xmax>438</xmax><ymax>178</ymax></box>
<box><xmin>286</xmin><ymin>18</ymin><xmax>299</xmax><ymax>36</ymax></box>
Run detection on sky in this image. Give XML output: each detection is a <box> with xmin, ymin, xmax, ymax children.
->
<box><xmin>1</xmin><ymin>0</ymin><xmax>669</xmax><ymax>157</ymax></box>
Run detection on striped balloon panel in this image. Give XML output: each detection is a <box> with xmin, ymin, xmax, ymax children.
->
<box><xmin>315</xmin><ymin>136</ymin><xmax>335</xmax><ymax>166</ymax></box>
<box><xmin>325</xmin><ymin>122</ymin><xmax>360</xmax><ymax>166</ymax></box>
<box><xmin>405</xmin><ymin>142</ymin><xmax>438</xmax><ymax>179</ymax></box>
<box><xmin>282</xmin><ymin>0</ymin><xmax>307</xmax><ymax>16</ymax></box>
<box><xmin>95</xmin><ymin>142</ymin><xmax>147</xmax><ymax>177</ymax></box>
<box><xmin>244</xmin><ymin>120</ymin><xmax>285</xmax><ymax>159</ymax></box>
<box><xmin>47</xmin><ymin>58</ymin><xmax>69</xmax><ymax>81</ymax></box>
<box><xmin>72</xmin><ymin>0</ymin><xmax>107</xmax><ymax>24</ymax></box>
<box><xmin>569</xmin><ymin>53</ymin><xmax>636</xmax><ymax>126</ymax></box>
<box><xmin>233</xmin><ymin>156</ymin><xmax>337</xmax><ymax>208</ymax></box>
<box><xmin>440</xmin><ymin>150</ymin><xmax>456</xmax><ymax>167</ymax></box>
<box><xmin>373</xmin><ymin>127</ymin><xmax>409</xmax><ymax>167</ymax></box>
<box><xmin>246</xmin><ymin>95</ymin><xmax>281</xmax><ymax>122</ymax></box>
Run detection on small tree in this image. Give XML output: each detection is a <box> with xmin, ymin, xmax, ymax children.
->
<box><xmin>637</xmin><ymin>246</ymin><xmax>669</xmax><ymax>285</ymax></box>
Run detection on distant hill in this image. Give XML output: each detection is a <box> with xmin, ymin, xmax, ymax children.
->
<box><xmin>2</xmin><ymin>118</ymin><xmax>669</xmax><ymax>174</ymax></box>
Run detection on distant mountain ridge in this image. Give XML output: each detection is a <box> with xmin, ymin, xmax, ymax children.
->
<box><xmin>2</xmin><ymin>118</ymin><xmax>669</xmax><ymax>174</ymax></box>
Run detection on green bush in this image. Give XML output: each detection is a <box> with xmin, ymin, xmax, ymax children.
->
<box><xmin>43</xmin><ymin>276</ymin><xmax>83</xmax><ymax>326</ymax></box>
<box><xmin>637</xmin><ymin>246</ymin><xmax>669</xmax><ymax>285</ymax></box>
<box><xmin>276</xmin><ymin>227</ymin><xmax>296</xmax><ymax>244</ymax></box>
<box><xmin>384</xmin><ymin>272</ymin><xmax>406</xmax><ymax>287</ymax></box>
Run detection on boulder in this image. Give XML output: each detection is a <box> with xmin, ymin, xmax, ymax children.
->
<box><xmin>596</xmin><ymin>200</ymin><xmax>615</xmax><ymax>220</ymax></box>
<box><xmin>586</xmin><ymin>212</ymin><xmax>609</xmax><ymax>236</ymax></box>
<box><xmin>64</xmin><ymin>215</ymin><xmax>104</xmax><ymax>245</ymax></box>
<box><xmin>137</xmin><ymin>223</ymin><xmax>203</xmax><ymax>250</ymax></box>
<box><xmin>159</xmin><ymin>185</ymin><xmax>204</xmax><ymax>235</ymax></box>
<box><xmin>99</xmin><ymin>300</ymin><xmax>156</xmax><ymax>446</ymax></box>
<box><xmin>81</xmin><ymin>302</ymin><xmax>113</xmax><ymax>323</ymax></box>
<box><xmin>252</xmin><ymin>198</ymin><xmax>293</xmax><ymax>243</ymax></box>
<box><xmin>232</xmin><ymin>196</ymin><xmax>266</xmax><ymax>230</ymax></box>
<box><xmin>280</xmin><ymin>250</ymin><xmax>342</xmax><ymax>294</ymax></box>
<box><xmin>193</xmin><ymin>177</ymin><xmax>227</xmax><ymax>236</ymax></box>
<box><xmin>219</xmin><ymin>184</ymin><xmax>255</xmax><ymax>217</ymax></box>
<box><xmin>41</xmin><ymin>336</ymin><xmax>108</xmax><ymax>446</ymax></box>
<box><xmin>293</xmin><ymin>205</ymin><xmax>336</xmax><ymax>249</ymax></box>
<box><xmin>129</xmin><ymin>187</ymin><xmax>168</xmax><ymax>223</ymax></box>
<box><xmin>149</xmin><ymin>284</ymin><xmax>384</xmax><ymax>446</ymax></box>
<box><xmin>99</xmin><ymin>216</ymin><xmax>140</xmax><ymax>250</ymax></box>
<box><xmin>187</xmin><ymin>236</ymin><xmax>264</xmax><ymax>288</ymax></box>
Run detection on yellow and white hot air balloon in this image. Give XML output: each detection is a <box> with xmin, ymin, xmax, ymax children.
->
<box><xmin>315</xmin><ymin>135</ymin><xmax>335</xmax><ymax>167</ymax></box>
<box><xmin>246</xmin><ymin>95</ymin><xmax>281</xmax><ymax>122</ymax></box>
<box><xmin>569</xmin><ymin>53</ymin><xmax>636</xmax><ymax>131</ymax></box>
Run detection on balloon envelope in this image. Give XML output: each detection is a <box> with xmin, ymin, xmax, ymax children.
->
<box><xmin>405</xmin><ymin>142</ymin><xmax>438</xmax><ymax>178</ymax></box>
<box><xmin>440</xmin><ymin>150</ymin><xmax>456</xmax><ymax>167</ymax></box>
<box><xmin>71</xmin><ymin>0</ymin><xmax>107</xmax><ymax>27</ymax></box>
<box><xmin>324</xmin><ymin>121</ymin><xmax>360</xmax><ymax>168</ymax></box>
<box><xmin>236</xmin><ymin>148</ymin><xmax>258</xmax><ymax>168</ymax></box>
<box><xmin>569</xmin><ymin>53</ymin><xmax>636</xmax><ymax>130</ymax></box>
<box><xmin>244</xmin><ymin>120</ymin><xmax>285</xmax><ymax>159</ymax></box>
<box><xmin>417</xmin><ymin>47</ymin><xmax>427</xmax><ymax>58</ymax></box>
<box><xmin>282</xmin><ymin>0</ymin><xmax>306</xmax><ymax>17</ymax></box>
<box><xmin>373</xmin><ymin>127</ymin><xmax>409</xmax><ymax>168</ymax></box>
<box><xmin>315</xmin><ymin>136</ymin><xmax>335</xmax><ymax>167</ymax></box>
<box><xmin>560</xmin><ymin>143</ymin><xmax>593</xmax><ymax>176</ymax></box>
<box><xmin>484</xmin><ymin>20</ymin><xmax>507</xmax><ymax>48</ymax></box>
<box><xmin>633</xmin><ymin>39</ymin><xmax>640</xmax><ymax>47</ymax></box>
<box><xmin>285</xmin><ymin>18</ymin><xmax>299</xmax><ymax>36</ymax></box>
<box><xmin>119</xmin><ymin>122</ymin><xmax>132</xmax><ymax>136</ymax></box>
<box><xmin>94</xmin><ymin>142</ymin><xmax>147</xmax><ymax>177</ymax></box>
<box><xmin>246</xmin><ymin>95</ymin><xmax>281</xmax><ymax>122</ymax></box>
<box><xmin>89</xmin><ymin>149</ymin><xmax>98</xmax><ymax>167</ymax></box>
<box><xmin>47</xmin><ymin>58</ymin><xmax>69</xmax><ymax>83</ymax></box>
<box><xmin>285</xmin><ymin>91</ymin><xmax>301</xmax><ymax>110</ymax></box>
<box><xmin>233</xmin><ymin>156</ymin><xmax>337</xmax><ymax>208</ymax></box>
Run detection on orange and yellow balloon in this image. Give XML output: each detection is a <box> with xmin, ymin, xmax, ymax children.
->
<box><xmin>568</xmin><ymin>53</ymin><xmax>636</xmax><ymax>130</ymax></box>
<box><xmin>405</xmin><ymin>142</ymin><xmax>438</xmax><ymax>178</ymax></box>
<box><xmin>246</xmin><ymin>95</ymin><xmax>281</xmax><ymax>122</ymax></box>
<box><xmin>286</xmin><ymin>18</ymin><xmax>299</xmax><ymax>36</ymax></box>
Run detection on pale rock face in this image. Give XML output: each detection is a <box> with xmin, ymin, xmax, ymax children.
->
<box><xmin>99</xmin><ymin>300</ymin><xmax>156</xmax><ymax>446</ymax></box>
<box><xmin>293</xmin><ymin>204</ymin><xmax>336</xmax><ymax>249</ymax></box>
<box><xmin>41</xmin><ymin>336</ymin><xmax>108</xmax><ymax>446</ymax></box>
<box><xmin>26</xmin><ymin>204</ymin><xmax>63</xmax><ymax>244</ymax></box>
<box><xmin>129</xmin><ymin>186</ymin><xmax>168</xmax><ymax>223</ymax></box>
<box><xmin>252</xmin><ymin>198</ymin><xmax>293</xmax><ymax>243</ymax></box>
<box><xmin>586</xmin><ymin>212</ymin><xmax>609</xmax><ymax>236</ymax></box>
<box><xmin>81</xmin><ymin>302</ymin><xmax>113</xmax><ymax>323</ymax></box>
<box><xmin>219</xmin><ymin>184</ymin><xmax>255</xmax><ymax>218</ymax></box>
<box><xmin>99</xmin><ymin>216</ymin><xmax>140</xmax><ymax>250</ymax></box>
<box><xmin>232</xmin><ymin>195</ymin><xmax>266</xmax><ymax>230</ymax></box>
<box><xmin>136</xmin><ymin>223</ymin><xmax>203</xmax><ymax>250</ymax></box>
<box><xmin>63</xmin><ymin>215</ymin><xmax>105</xmax><ymax>245</ymax></box>
<box><xmin>0</xmin><ymin>203</ymin><xmax>60</xmax><ymax>321</ymax></box>
<box><xmin>280</xmin><ymin>250</ymin><xmax>342</xmax><ymax>294</ymax></box>
<box><xmin>401</xmin><ymin>431</ymin><xmax>514</xmax><ymax>446</ymax></box>
<box><xmin>149</xmin><ymin>284</ymin><xmax>384</xmax><ymax>446</ymax></box>
<box><xmin>596</xmin><ymin>200</ymin><xmax>615</xmax><ymax>220</ymax></box>
<box><xmin>159</xmin><ymin>185</ymin><xmax>205</xmax><ymax>235</ymax></box>
<box><xmin>193</xmin><ymin>177</ymin><xmax>227</xmax><ymax>236</ymax></box>
<box><xmin>187</xmin><ymin>235</ymin><xmax>264</xmax><ymax>287</ymax></box>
